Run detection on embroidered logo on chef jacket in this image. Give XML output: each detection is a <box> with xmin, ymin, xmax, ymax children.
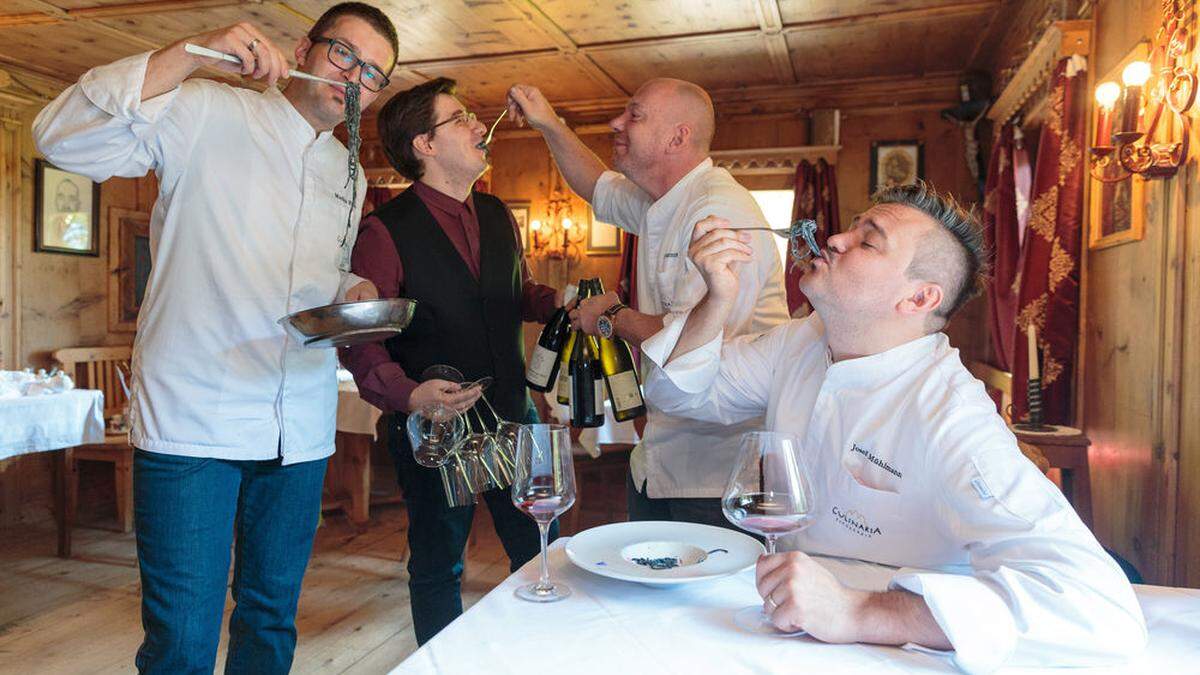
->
<box><xmin>831</xmin><ymin>505</ymin><xmax>882</xmax><ymax>537</ymax></box>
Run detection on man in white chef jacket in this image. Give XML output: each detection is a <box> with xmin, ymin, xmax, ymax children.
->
<box><xmin>506</xmin><ymin>80</ymin><xmax>789</xmax><ymax>528</ymax></box>
<box><xmin>32</xmin><ymin>3</ymin><xmax>396</xmax><ymax>672</ymax></box>
<box><xmin>640</xmin><ymin>182</ymin><xmax>1147</xmax><ymax>673</ymax></box>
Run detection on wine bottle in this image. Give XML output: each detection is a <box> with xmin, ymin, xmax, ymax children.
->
<box><xmin>526</xmin><ymin>284</ymin><xmax>578</xmax><ymax>392</ymax></box>
<box><xmin>591</xmin><ymin>278</ymin><xmax>647</xmax><ymax>421</ymax></box>
<box><xmin>568</xmin><ymin>327</ymin><xmax>605</xmax><ymax>428</ymax></box>
<box><xmin>555</xmin><ymin>279</ymin><xmax>591</xmax><ymax>405</ymax></box>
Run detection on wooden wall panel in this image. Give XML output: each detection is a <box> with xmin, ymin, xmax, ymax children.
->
<box><xmin>588</xmin><ymin>35</ymin><xmax>779</xmax><ymax>93</ymax></box>
<box><xmin>1077</xmin><ymin>0</ymin><xmax>1189</xmax><ymax>586</ymax></box>
<box><xmin>537</xmin><ymin>0</ymin><xmax>760</xmax><ymax>45</ymax></box>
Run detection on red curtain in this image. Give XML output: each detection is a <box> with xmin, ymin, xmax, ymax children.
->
<box><xmin>363</xmin><ymin>186</ymin><xmax>396</xmax><ymax>216</ymax></box>
<box><xmin>786</xmin><ymin>159</ymin><xmax>840</xmax><ymax>316</ymax></box>
<box><xmin>1012</xmin><ymin>58</ymin><xmax>1086</xmax><ymax>424</ymax></box>
<box><xmin>982</xmin><ymin>125</ymin><xmax>1021</xmax><ymax>371</ymax></box>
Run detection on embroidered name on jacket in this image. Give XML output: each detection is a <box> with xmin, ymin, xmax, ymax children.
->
<box><xmin>850</xmin><ymin>443</ymin><xmax>902</xmax><ymax>479</ymax></box>
<box><xmin>832</xmin><ymin>506</ymin><xmax>882</xmax><ymax>537</ymax></box>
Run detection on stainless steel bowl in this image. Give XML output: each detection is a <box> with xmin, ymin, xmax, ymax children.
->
<box><xmin>278</xmin><ymin>298</ymin><xmax>417</xmax><ymax>349</ymax></box>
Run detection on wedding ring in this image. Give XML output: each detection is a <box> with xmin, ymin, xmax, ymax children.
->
<box><xmin>765</xmin><ymin>594</ymin><xmax>778</xmax><ymax>611</ymax></box>
<box><xmin>247</xmin><ymin>38</ymin><xmax>259</xmax><ymax>51</ymax></box>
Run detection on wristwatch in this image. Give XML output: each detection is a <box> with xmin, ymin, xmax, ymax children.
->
<box><xmin>597</xmin><ymin>302</ymin><xmax>628</xmax><ymax>339</ymax></box>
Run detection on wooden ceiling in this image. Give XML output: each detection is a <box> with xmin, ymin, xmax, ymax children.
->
<box><xmin>0</xmin><ymin>0</ymin><xmax>1019</xmax><ymax>121</ymax></box>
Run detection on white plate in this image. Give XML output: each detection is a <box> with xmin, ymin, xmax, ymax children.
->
<box><xmin>565</xmin><ymin>521</ymin><xmax>764</xmax><ymax>586</ymax></box>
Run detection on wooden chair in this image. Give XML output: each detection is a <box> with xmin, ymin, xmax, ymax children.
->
<box><xmin>53</xmin><ymin>346</ymin><xmax>134</xmax><ymax>535</ymax></box>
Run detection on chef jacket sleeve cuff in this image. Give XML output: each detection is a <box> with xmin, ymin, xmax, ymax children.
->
<box><xmin>890</xmin><ymin>571</ymin><xmax>1017</xmax><ymax>674</ymax></box>
<box><xmin>80</xmin><ymin>51</ymin><xmax>180</xmax><ymax>123</ymax></box>
<box><xmin>640</xmin><ymin>311</ymin><xmax>723</xmax><ymax>395</ymax></box>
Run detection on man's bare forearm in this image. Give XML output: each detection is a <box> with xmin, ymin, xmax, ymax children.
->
<box><xmin>666</xmin><ymin>295</ymin><xmax>734</xmax><ymax>363</ymax></box>
<box><xmin>612</xmin><ymin>308</ymin><xmax>666</xmax><ymax>348</ymax></box>
<box><xmin>539</xmin><ymin>117</ymin><xmax>607</xmax><ymax>203</ymax></box>
<box><xmin>854</xmin><ymin>590</ymin><xmax>952</xmax><ymax>650</ymax></box>
<box><xmin>144</xmin><ymin>41</ymin><xmax>204</xmax><ymax>101</ymax></box>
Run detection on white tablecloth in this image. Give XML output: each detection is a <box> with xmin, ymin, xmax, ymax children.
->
<box><xmin>337</xmin><ymin>369</ymin><xmax>381</xmax><ymax>438</ymax></box>
<box><xmin>0</xmin><ymin>389</ymin><xmax>105</xmax><ymax>460</ymax></box>
<box><xmin>390</xmin><ymin>539</ymin><xmax>1200</xmax><ymax>674</ymax></box>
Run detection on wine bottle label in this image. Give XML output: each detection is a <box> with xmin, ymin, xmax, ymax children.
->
<box><xmin>527</xmin><ymin>345</ymin><xmax>557</xmax><ymax>387</ymax></box>
<box><xmin>557</xmin><ymin>367</ymin><xmax>571</xmax><ymax>402</ymax></box>
<box><xmin>608</xmin><ymin>369</ymin><xmax>643</xmax><ymax>412</ymax></box>
<box><xmin>594</xmin><ymin>379</ymin><xmax>605</xmax><ymax>417</ymax></box>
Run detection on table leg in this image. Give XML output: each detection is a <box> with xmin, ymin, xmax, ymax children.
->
<box><xmin>54</xmin><ymin>448</ymin><xmax>77</xmax><ymax>558</ymax></box>
<box><xmin>344</xmin><ymin>433</ymin><xmax>371</xmax><ymax>525</ymax></box>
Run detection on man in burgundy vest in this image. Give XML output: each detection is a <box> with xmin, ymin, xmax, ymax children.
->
<box><xmin>340</xmin><ymin>77</ymin><xmax>563</xmax><ymax>644</ymax></box>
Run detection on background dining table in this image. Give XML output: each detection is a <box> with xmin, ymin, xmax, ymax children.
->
<box><xmin>388</xmin><ymin>539</ymin><xmax>1200</xmax><ymax>674</ymax></box>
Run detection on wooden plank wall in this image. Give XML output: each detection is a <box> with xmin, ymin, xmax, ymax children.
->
<box><xmin>0</xmin><ymin>106</ymin><xmax>145</xmax><ymax>527</ymax></box>
<box><xmin>1080</xmin><ymin>0</ymin><xmax>1198</xmax><ymax>587</ymax></box>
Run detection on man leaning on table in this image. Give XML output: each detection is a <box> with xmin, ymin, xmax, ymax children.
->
<box><xmin>505</xmin><ymin>79</ymin><xmax>789</xmax><ymax>528</ymax></box>
<box><xmin>32</xmin><ymin>3</ymin><xmax>396</xmax><ymax>672</ymax></box>
<box><xmin>640</xmin><ymin>182</ymin><xmax>1146</xmax><ymax>673</ymax></box>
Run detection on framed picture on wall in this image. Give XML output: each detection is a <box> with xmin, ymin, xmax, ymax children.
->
<box><xmin>586</xmin><ymin>206</ymin><xmax>621</xmax><ymax>256</ymax></box>
<box><xmin>107</xmin><ymin>208</ymin><xmax>152</xmax><ymax>333</ymax></box>
<box><xmin>869</xmin><ymin>140</ymin><xmax>924</xmax><ymax>196</ymax></box>
<box><xmin>509</xmin><ymin>201</ymin><xmax>531</xmax><ymax>251</ymax></box>
<box><xmin>34</xmin><ymin>159</ymin><xmax>100</xmax><ymax>256</ymax></box>
<box><xmin>1088</xmin><ymin>43</ymin><xmax>1148</xmax><ymax>250</ymax></box>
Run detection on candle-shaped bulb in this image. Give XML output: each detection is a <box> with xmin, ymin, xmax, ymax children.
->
<box><xmin>1026</xmin><ymin>324</ymin><xmax>1040</xmax><ymax>380</ymax></box>
<box><xmin>1095</xmin><ymin>81</ymin><xmax>1121</xmax><ymax>109</ymax></box>
<box><xmin>530</xmin><ymin>219</ymin><xmax>542</xmax><ymax>231</ymax></box>
<box><xmin>562</xmin><ymin>217</ymin><xmax>572</xmax><ymax>230</ymax></box>
<box><xmin>1122</xmin><ymin>61</ymin><xmax>1152</xmax><ymax>87</ymax></box>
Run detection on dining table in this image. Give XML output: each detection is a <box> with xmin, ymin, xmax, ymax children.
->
<box><xmin>0</xmin><ymin>388</ymin><xmax>106</xmax><ymax>556</ymax></box>
<box><xmin>388</xmin><ymin>538</ymin><xmax>1200</xmax><ymax>674</ymax></box>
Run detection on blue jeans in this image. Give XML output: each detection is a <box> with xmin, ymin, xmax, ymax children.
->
<box><xmin>132</xmin><ymin>449</ymin><xmax>327</xmax><ymax>675</ymax></box>
<box><xmin>391</xmin><ymin>406</ymin><xmax>552</xmax><ymax>645</ymax></box>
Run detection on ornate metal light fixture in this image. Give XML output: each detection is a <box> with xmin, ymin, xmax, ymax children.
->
<box><xmin>529</xmin><ymin>169</ymin><xmax>584</xmax><ymax>264</ymax></box>
<box><xmin>1089</xmin><ymin>0</ymin><xmax>1195</xmax><ymax>182</ymax></box>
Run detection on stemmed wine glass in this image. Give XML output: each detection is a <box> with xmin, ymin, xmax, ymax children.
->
<box><xmin>511</xmin><ymin>423</ymin><xmax>576</xmax><ymax>602</ymax></box>
<box><xmin>721</xmin><ymin>430</ymin><xmax>818</xmax><ymax>634</ymax></box>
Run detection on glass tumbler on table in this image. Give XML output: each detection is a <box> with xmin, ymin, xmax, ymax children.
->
<box><xmin>511</xmin><ymin>423</ymin><xmax>576</xmax><ymax>602</ymax></box>
<box><xmin>721</xmin><ymin>430</ymin><xmax>818</xmax><ymax>634</ymax></box>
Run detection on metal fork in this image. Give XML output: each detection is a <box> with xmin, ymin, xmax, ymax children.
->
<box><xmin>477</xmin><ymin>108</ymin><xmax>509</xmax><ymax>148</ymax></box>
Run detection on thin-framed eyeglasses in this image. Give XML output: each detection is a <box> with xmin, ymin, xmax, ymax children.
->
<box><xmin>311</xmin><ymin>37</ymin><xmax>390</xmax><ymax>92</ymax></box>
<box><xmin>429</xmin><ymin>110</ymin><xmax>478</xmax><ymax>133</ymax></box>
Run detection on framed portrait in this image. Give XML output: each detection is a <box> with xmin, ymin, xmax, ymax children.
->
<box><xmin>107</xmin><ymin>208</ymin><xmax>152</xmax><ymax>333</ymax></box>
<box><xmin>1088</xmin><ymin>43</ymin><xmax>1148</xmax><ymax>250</ymax></box>
<box><xmin>586</xmin><ymin>206</ymin><xmax>621</xmax><ymax>256</ymax></box>
<box><xmin>509</xmin><ymin>201</ymin><xmax>531</xmax><ymax>251</ymax></box>
<box><xmin>34</xmin><ymin>159</ymin><xmax>100</xmax><ymax>256</ymax></box>
<box><xmin>869</xmin><ymin>140</ymin><xmax>924</xmax><ymax>196</ymax></box>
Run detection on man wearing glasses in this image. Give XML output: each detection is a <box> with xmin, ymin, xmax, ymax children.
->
<box><xmin>340</xmin><ymin>77</ymin><xmax>564</xmax><ymax>645</ymax></box>
<box><xmin>33</xmin><ymin>3</ymin><xmax>397</xmax><ymax>673</ymax></box>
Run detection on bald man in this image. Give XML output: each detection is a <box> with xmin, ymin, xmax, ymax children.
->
<box><xmin>507</xmin><ymin>81</ymin><xmax>788</xmax><ymax>527</ymax></box>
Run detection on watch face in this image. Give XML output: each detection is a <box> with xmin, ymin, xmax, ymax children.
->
<box><xmin>598</xmin><ymin>315</ymin><xmax>613</xmax><ymax>339</ymax></box>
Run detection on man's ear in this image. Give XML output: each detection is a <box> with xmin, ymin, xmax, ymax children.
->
<box><xmin>295</xmin><ymin>37</ymin><xmax>312</xmax><ymax>67</ymax></box>
<box><xmin>898</xmin><ymin>281</ymin><xmax>944</xmax><ymax>318</ymax></box>
<box><xmin>667</xmin><ymin>123</ymin><xmax>691</xmax><ymax>153</ymax></box>
<box><xmin>412</xmin><ymin>133</ymin><xmax>435</xmax><ymax>159</ymax></box>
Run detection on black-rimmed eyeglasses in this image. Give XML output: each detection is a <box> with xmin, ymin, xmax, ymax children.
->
<box><xmin>312</xmin><ymin>37</ymin><xmax>390</xmax><ymax>92</ymax></box>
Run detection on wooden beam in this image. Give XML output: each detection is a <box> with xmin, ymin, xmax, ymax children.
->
<box><xmin>781</xmin><ymin>0</ymin><xmax>1000</xmax><ymax>33</ymax></box>
<box><xmin>752</xmin><ymin>0</ymin><xmax>796</xmax><ymax>85</ymax></box>
<box><xmin>0</xmin><ymin>0</ymin><xmax>254</xmax><ymax>28</ymax></box>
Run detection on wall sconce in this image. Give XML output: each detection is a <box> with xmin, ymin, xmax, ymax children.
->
<box><xmin>1089</xmin><ymin>2</ymin><xmax>1195</xmax><ymax>182</ymax></box>
<box><xmin>529</xmin><ymin>170</ymin><xmax>584</xmax><ymax>264</ymax></box>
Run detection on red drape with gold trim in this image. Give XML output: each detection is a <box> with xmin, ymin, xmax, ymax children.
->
<box><xmin>982</xmin><ymin>125</ymin><xmax>1021</xmax><ymax>371</ymax></box>
<box><xmin>786</xmin><ymin>159</ymin><xmax>840</xmax><ymax>316</ymax></box>
<box><xmin>1013</xmin><ymin>59</ymin><xmax>1086</xmax><ymax>424</ymax></box>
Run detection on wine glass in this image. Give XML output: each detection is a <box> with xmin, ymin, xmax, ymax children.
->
<box><xmin>511</xmin><ymin>423</ymin><xmax>576</xmax><ymax>602</ymax></box>
<box><xmin>406</xmin><ymin>402</ymin><xmax>464</xmax><ymax>468</ymax></box>
<box><xmin>721</xmin><ymin>430</ymin><xmax>818</xmax><ymax>634</ymax></box>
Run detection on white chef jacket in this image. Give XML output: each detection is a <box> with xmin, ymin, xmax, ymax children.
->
<box><xmin>641</xmin><ymin>312</ymin><xmax>1147</xmax><ymax>673</ymax></box>
<box><xmin>32</xmin><ymin>52</ymin><xmax>366</xmax><ymax>464</ymax></box>
<box><xmin>592</xmin><ymin>159</ymin><xmax>788</xmax><ymax>498</ymax></box>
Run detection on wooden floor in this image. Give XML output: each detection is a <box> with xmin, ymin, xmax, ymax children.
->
<box><xmin>0</xmin><ymin>505</ymin><xmax>511</xmax><ymax>674</ymax></box>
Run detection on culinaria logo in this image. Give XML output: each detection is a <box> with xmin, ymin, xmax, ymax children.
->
<box><xmin>832</xmin><ymin>505</ymin><xmax>882</xmax><ymax>537</ymax></box>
